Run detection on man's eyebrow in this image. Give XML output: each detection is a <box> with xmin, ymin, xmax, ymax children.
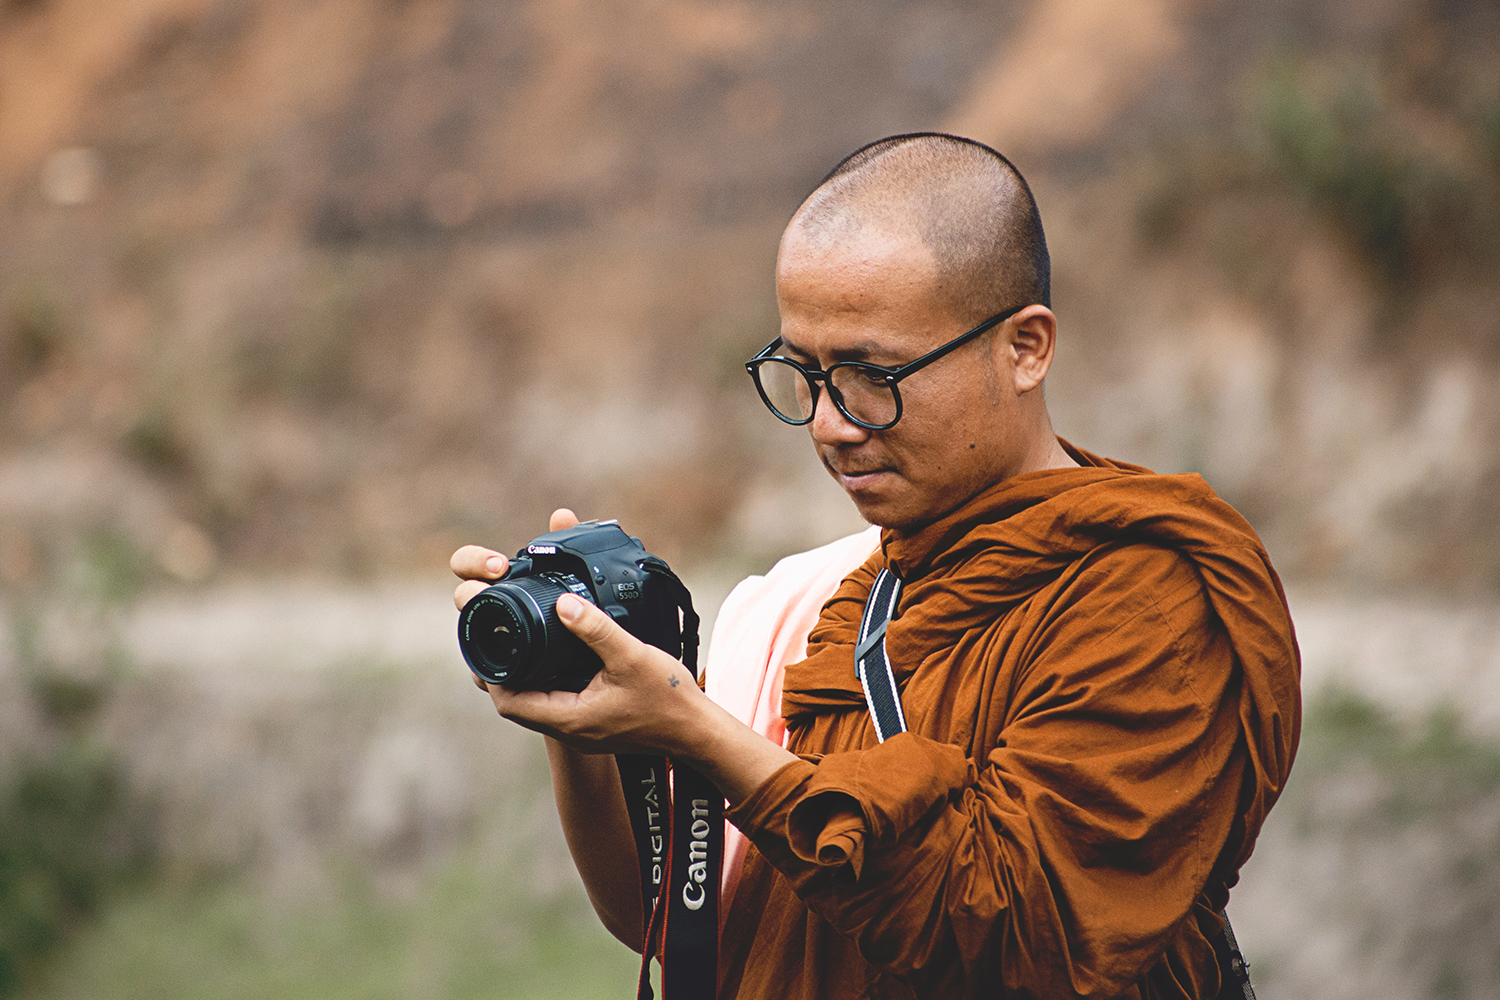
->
<box><xmin>779</xmin><ymin>335</ymin><xmax>895</xmax><ymax>365</ymax></box>
<box><xmin>776</xmin><ymin>335</ymin><xmax>810</xmax><ymax>359</ymax></box>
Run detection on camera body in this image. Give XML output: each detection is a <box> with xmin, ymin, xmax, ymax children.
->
<box><xmin>458</xmin><ymin>520</ymin><xmax>687</xmax><ymax>691</ymax></box>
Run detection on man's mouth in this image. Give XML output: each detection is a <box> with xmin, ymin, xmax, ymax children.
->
<box><xmin>827</xmin><ymin>462</ymin><xmax>893</xmax><ymax>491</ymax></box>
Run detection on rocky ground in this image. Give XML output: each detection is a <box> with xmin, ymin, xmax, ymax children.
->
<box><xmin>3</xmin><ymin>0</ymin><xmax>1498</xmax><ymax>995</ymax></box>
<box><xmin>6</xmin><ymin>572</ymin><xmax>1499</xmax><ymax>999</ymax></box>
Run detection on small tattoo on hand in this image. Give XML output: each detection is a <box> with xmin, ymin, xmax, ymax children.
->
<box><xmin>668</xmin><ymin>676</ymin><xmax>680</xmax><ymax>688</ymax></box>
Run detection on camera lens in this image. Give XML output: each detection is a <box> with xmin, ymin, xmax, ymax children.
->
<box><xmin>470</xmin><ymin>600</ymin><xmax>530</xmax><ymax>677</ymax></box>
<box><xmin>458</xmin><ymin>573</ymin><xmax>584</xmax><ymax>687</ymax></box>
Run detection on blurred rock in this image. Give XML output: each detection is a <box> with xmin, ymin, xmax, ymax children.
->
<box><xmin>349</xmin><ymin>725</ymin><xmax>471</xmax><ymax>864</ymax></box>
<box><xmin>157</xmin><ymin>521</ymin><xmax>216</xmax><ymax>583</ymax></box>
<box><xmin>39</xmin><ymin>147</ymin><xmax>101</xmax><ymax>206</ymax></box>
<box><xmin>1</xmin><ymin>3</ymin><xmax>1499</xmax><ymax>990</ymax></box>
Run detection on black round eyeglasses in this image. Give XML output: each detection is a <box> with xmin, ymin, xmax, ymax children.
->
<box><xmin>744</xmin><ymin>304</ymin><xmax>1025</xmax><ymax>431</ymax></box>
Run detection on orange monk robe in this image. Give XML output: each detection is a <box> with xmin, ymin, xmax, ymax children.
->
<box><xmin>718</xmin><ymin>447</ymin><xmax>1301</xmax><ymax>1000</ymax></box>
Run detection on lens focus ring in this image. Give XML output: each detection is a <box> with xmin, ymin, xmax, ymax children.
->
<box><xmin>459</xmin><ymin>573</ymin><xmax>582</xmax><ymax>687</ymax></box>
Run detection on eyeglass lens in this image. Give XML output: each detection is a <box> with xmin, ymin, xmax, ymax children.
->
<box><xmin>755</xmin><ymin>359</ymin><xmax>899</xmax><ymax>427</ymax></box>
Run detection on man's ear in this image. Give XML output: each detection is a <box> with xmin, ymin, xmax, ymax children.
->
<box><xmin>1002</xmin><ymin>305</ymin><xmax>1057</xmax><ymax>394</ymax></box>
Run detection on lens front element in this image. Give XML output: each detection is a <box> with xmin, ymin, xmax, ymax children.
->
<box><xmin>468</xmin><ymin>598</ymin><xmax>532</xmax><ymax>682</ymax></box>
<box><xmin>458</xmin><ymin>573</ymin><xmax>585</xmax><ymax>687</ymax></box>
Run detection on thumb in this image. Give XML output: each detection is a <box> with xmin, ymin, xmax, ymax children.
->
<box><xmin>556</xmin><ymin>592</ymin><xmax>640</xmax><ymax>664</ymax></box>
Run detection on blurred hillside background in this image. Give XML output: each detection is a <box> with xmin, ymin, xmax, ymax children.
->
<box><xmin>1</xmin><ymin>0</ymin><xmax>1498</xmax><ymax>997</ymax></box>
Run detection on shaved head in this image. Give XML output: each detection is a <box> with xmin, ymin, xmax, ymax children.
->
<box><xmin>788</xmin><ymin>133</ymin><xmax>1050</xmax><ymax>324</ymax></box>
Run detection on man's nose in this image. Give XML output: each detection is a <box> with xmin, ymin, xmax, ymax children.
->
<box><xmin>808</xmin><ymin>388</ymin><xmax>869</xmax><ymax>445</ymax></box>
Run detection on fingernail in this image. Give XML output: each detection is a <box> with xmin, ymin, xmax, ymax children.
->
<box><xmin>557</xmin><ymin>593</ymin><xmax>583</xmax><ymax>621</ymax></box>
<box><xmin>486</xmin><ymin>556</ymin><xmax>504</xmax><ymax>574</ymax></box>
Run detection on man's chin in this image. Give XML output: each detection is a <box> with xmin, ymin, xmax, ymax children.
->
<box><xmin>825</xmin><ymin>463</ymin><xmax>925</xmax><ymax>529</ymax></box>
<box><xmin>843</xmin><ymin>481</ymin><xmax>973</xmax><ymax>533</ymax></box>
<box><xmin>845</xmin><ymin>490</ymin><xmax>920</xmax><ymax>531</ymax></box>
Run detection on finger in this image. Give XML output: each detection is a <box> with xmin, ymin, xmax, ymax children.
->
<box><xmin>549</xmin><ymin>508</ymin><xmax>581</xmax><ymax>531</ymax></box>
<box><xmin>556</xmin><ymin>592</ymin><xmax>642</xmax><ymax>664</ymax></box>
<box><xmin>486</xmin><ymin>683</ymin><xmax>577</xmax><ymax>734</ymax></box>
<box><xmin>472</xmin><ymin>672</ymin><xmax>489</xmax><ymax>692</ymax></box>
<box><xmin>454</xmin><ymin>579</ymin><xmax>489</xmax><ymax>611</ymax></box>
<box><xmin>451</xmin><ymin>544</ymin><xmax>507</xmax><ymax>581</ymax></box>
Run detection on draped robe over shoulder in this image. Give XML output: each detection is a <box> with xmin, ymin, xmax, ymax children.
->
<box><xmin>716</xmin><ymin>446</ymin><xmax>1301</xmax><ymax>1000</ymax></box>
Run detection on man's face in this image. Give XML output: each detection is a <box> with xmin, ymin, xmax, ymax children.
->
<box><xmin>774</xmin><ymin>225</ymin><xmax>1031</xmax><ymax>530</ymax></box>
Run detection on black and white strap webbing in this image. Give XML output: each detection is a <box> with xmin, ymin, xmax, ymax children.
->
<box><xmin>854</xmin><ymin>567</ymin><xmax>1256</xmax><ymax>1000</ymax></box>
<box><xmin>1212</xmin><ymin>907</ymin><xmax>1257</xmax><ymax>1000</ymax></box>
<box><xmin>855</xmin><ymin>569</ymin><xmax>907</xmax><ymax>742</ymax></box>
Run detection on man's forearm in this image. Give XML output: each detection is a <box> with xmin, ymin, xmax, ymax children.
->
<box><xmin>668</xmin><ymin>695</ymin><xmax>801</xmax><ymax>807</ymax></box>
<box><xmin>545</xmin><ymin>738</ymin><xmax>643</xmax><ymax>950</ymax></box>
<box><xmin>542</xmin><ymin>697</ymin><xmax>795</xmax><ymax>954</ymax></box>
<box><xmin>486</xmin><ymin>587</ymin><xmax>801</xmax><ymax>948</ymax></box>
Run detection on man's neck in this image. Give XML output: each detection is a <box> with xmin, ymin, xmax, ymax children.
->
<box><xmin>1013</xmin><ymin>420</ymin><xmax>1079</xmax><ymax>478</ymax></box>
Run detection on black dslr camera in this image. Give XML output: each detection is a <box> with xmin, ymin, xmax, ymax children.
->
<box><xmin>457</xmin><ymin>520</ymin><xmax>697</xmax><ymax>692</ymax></box>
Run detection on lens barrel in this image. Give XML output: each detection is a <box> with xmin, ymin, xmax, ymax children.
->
<box><xmin>458</xmin><ymin>573</ymin><xmax>585</xmax><ymax>687</ymax></box>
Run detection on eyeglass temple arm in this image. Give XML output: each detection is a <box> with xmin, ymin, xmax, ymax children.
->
<box><xmin>747</xmin><ymin>337</ymin><xmax>784</xmax><ymax>364</ymax></box>
<box><xmin>749</xmin><ymin>304</ymin><xmax>1023</xmax><ymax>381</ymax></box>
<box><xmin>886</xmin><ymin>305</ymin><xmax>1024</xmax><ymax>381</ymax></box>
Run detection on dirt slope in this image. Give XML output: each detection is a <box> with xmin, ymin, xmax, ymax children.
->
<box><xmin>1</xmin><ymin>0</ymin><xmax>1497</xmax><ymax>594</ymax></box>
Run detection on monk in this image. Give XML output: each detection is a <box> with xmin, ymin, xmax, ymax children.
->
<box><xmin>451</xmin><ymin>133</ymin><xmax>1301</xmax><ymax>999</ymax></box>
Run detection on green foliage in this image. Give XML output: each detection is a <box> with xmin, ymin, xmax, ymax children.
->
<box><xmin>27</xmin><ymin>674</ymin><xmax>107</xmax><ymax>731</ymax></box>
<box><xmin>2</xmin><ymin>647</ymin><xmax>640</xmax><ymax>1000</ymax></box>
<box><xmin>0</xmin><ymin>745</ymin><xmax>152</xmax><ymax>998</ymax></box>
<box><xmin>2</xmin><ymin>288</ymin><xmax>66</xmax><ymax>391</ymax></box>
<box><xmin>1252</xmin><ymin>56</ymin><xmax>1478</xmax><ymax>287</ymax></box>
<box><xmin>77</xmin><ymin>529</ymin><xmax>153</xmax><ymax>608</ymax></box>
<box><xmin>18</xmin><ymin>824</ymin><xmax>639</xmax><ymax>1000</ymax></box>
<box><xmin>0</xmin><ymin>587</ymin><xmax>152</xmax><ymax>997</ymax></box>
<box><xmin>121</xmin><ymin>409</ymin><xmax>193</xmax><ymax>477</ymax></box>
<box><xmin>1286</xmin><ymin>688</ymin><xmax>1500</xmax><ymax>999</ymax></box>
<box><xmin>1136</xmin><ymin>50</ymin><xmax>1500</xmax><ymax>321</ymax></box>
<box><xmin>1299</xmin><ymin>686</ymin><xmax>1500</xmax><ymax>823</ymax></box>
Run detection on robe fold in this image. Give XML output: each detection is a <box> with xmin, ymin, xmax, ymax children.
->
<box><xmin>717</xmin><ymin>445</ymin><xmax>1301</xmax><ymax>1000</ymax></box>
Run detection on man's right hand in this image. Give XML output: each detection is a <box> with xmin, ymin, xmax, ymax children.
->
<box><xmin>450</xmin><ymin>508</ymin><xmax>582</xmax><ymax>690</ymax></box>
<box><xmin>447</xmin><ymin>507</ymin><xmax>645</xmax><ymax>949</ymax></box>
<box><xmin>449</xmin><ymin>543</ymin><xmax>506</xmax><ymax>612</ymax></box>
<box><xmin>451</xmin><ymin>507</ymin><xmax>584</xmax><ymax>610</ymax></box>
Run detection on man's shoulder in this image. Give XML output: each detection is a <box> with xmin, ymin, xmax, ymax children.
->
<box><xmin>722</xmin><ymin>525</ymin><xmax>882</xmax><ymax>611</ymax></box>
<box><xmin>762</xmin><ymin>525</ymin><xmax>883</xmax><ymax>585</ymax></box>
<box><xmin>1044</xmin><ymin>538</ymin><xmax>1218</xmax><ymax>635</ymax></box>
<box><xmin>710</xmin><ymin>526</ymin><xmax>881</xmax><ymax>658</ymax></box>
<box><xmin>1071</xmin><ymin>537</ymin><xmax>1205</xmax><ymax>584</ymax></box>
<box><xmin>705</xmin><ymin>526</ymin><xmax>882</xmax><ymax>727</ymax></box>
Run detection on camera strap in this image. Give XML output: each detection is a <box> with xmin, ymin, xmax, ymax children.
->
<box><xmin>616</xmin><ymin>566</ymin><xmax>720</xmax><ymax>1000</ymax></box>
<box><xmin>855</xmin><ymin>567</ymin><xmax>907</xmax><ymax>743</ymax></box>
<box><xmin>857</xmin><ymin>568</ymin><xmax>1257</xmax><ymax>1000</ymax></box>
